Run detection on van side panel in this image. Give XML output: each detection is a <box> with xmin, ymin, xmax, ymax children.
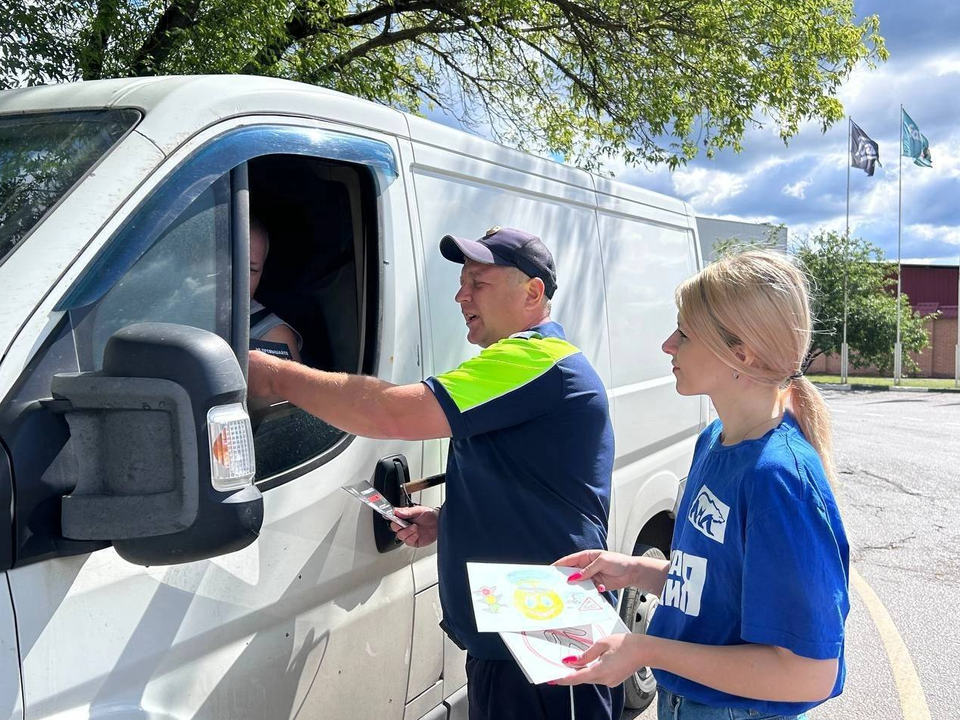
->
<box><xmin>0</xmin><ymin>574</ymin><xmax>22</xmax><ymax>720</ymax></box>
<box><xmin>409</xmin><ymin>144</ymin><xmax>612</xmax><ymax>390</ymax></box>
<box><xmin>595</xmin><ymin>203</ymin><xmax>703</xmax><ymax>554</ymax></box>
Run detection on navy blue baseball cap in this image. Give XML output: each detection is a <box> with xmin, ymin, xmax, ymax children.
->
<box><xmin>439</xmin><ymin>226</ymin><xmax>558</xmax><ymax>299</ymax></box>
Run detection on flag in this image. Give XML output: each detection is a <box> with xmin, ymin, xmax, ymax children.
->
<box><xmin>901</xmin><ymin>109</ymin><xmax>933</xmax><ymax>168</ymax></box>
<box><xmin>850</xmin><ymin>120</ymin><xmax>880</xmax><ymax>176</ymax></box>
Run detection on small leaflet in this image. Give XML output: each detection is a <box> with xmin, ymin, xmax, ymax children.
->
<box><xmin>342</xmin><ymin>481</ymin><xmax>409</xmax><ymax>528</ymax></box>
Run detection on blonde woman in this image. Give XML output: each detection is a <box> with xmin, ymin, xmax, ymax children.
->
<box><xmin>554</xmin><ymin>251</ymin><xmax>848</xmax><ymax>720</ymax></box>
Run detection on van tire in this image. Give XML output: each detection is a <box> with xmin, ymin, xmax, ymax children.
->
<box><xmin>619</xmin><ymin>543</ymin><xmax>666</xmax><ymax>711</ymax></box>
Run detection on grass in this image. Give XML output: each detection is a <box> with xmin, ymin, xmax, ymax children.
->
<box><xmin>809</xmin><ymin>374</ymin><xmax>959</xmax><ymax>389</ymax></box>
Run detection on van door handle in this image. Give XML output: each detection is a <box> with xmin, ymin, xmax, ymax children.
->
<box><xmin>371</xmin><ymin>455</ymin><xmax>410</xmax><ymax>554</ymax></box>
<box><xmin>401</xmin><ymin>473</ymin><xmax>445</xmax><ymax>498</ymax></box>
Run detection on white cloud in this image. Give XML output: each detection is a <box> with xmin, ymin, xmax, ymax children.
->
<box><xmin>909</xmin><ymin>224</ymin><xmax>960</xmax><ymax>246</ymax></box>
<box><xmin>671</xmin><ymin>168</ymin><xmax>747</xmax><ymax>208</ymax></box>
<box><xmin>783</xmin><ymin>180</ymin><xmax>810</xmax><ymax>199</ymax></box>
<box><xmin>930</xmin><ymin>52</ymin><xmax>960</xmax><ymax>77</ymax></box>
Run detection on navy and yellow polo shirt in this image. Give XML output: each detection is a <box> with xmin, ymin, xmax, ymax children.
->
<box><xmin>424</xmin><ymin>321</ymin><xmax>614</xmax><ymax>660</ymax></box>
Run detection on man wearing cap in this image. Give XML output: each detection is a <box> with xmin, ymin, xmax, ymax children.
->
<box><xmin>248</xmin><ymin>227</ymin><xmax>621</xmax><ymax>720</ymax></box>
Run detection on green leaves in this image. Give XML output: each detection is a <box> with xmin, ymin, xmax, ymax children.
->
<box><xmin>4</xmin><ymin>1</ymin><xmax>885</xmax><ymax>170</ymax></box>
<box><xmin>794</xmin><ymin>231</ymin><xmax>933</xmax><ymax>375</ymax></box>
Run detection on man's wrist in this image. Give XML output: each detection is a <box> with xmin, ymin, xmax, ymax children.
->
<box><xmin>267</xmin><ymin>354</ymin><xmax>291</xmax><ymax>399</ymax></box>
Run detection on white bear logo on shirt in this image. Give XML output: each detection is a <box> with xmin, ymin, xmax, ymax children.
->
<box><xmin>688</xmin><ymin>485</ymin><xmax>729</xmax><ymax>544</ymax></box>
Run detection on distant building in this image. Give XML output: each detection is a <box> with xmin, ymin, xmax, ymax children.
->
<box><xmin>808</xmin><ymin>263</ymin><xmax>959</xmax><ymax>379</ymax></box>
<box><xmin>695</xmin><ymin>217</ymin><xmax>787</xmax><ymax>264</ymax></box>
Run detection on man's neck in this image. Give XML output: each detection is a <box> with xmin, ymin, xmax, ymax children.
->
<box><xmin>522</xmin><ymin>314</ymin><xmax>552</xmax><ymax>332</ymax></box>
<box><xmin>482</xmin><ymin>315</ymin><xmax>554</xmax><ymax>348</ymax></box>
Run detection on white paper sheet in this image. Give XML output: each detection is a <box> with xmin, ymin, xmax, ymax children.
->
<box><xmin>466</xmin><ymin>562</ymin><xmax>621</xmax><ymax>633</ymax></box>
<box><xmin>499</xmin><ymin>614</ymin><xmax>632</xmax><ymax>684</ymax></box>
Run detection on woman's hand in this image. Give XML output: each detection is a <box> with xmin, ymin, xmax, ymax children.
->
<box><xmin>552</xmin><ymin>549</ymin><xmax>640</xmax><ymax>592</ymax></box>
<box><xmin>552</xmin><ymin>634</ymin><xmax>647</xmax><ymax>687</ymax></box>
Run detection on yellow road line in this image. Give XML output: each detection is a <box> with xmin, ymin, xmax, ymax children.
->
<box><xmin>850</xmin><ymin>567</ymin><xmax>931</xmax><ymax>720</ymax></box>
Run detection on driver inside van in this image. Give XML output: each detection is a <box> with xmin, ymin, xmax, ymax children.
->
<box><xmin>249</xmin><ymin>215</ymin><xmax>302</xmax><ymax>364</ymax></box>
<box><xmin>247</xmin><ymin>226</ymin><xmax>622</xmax><ymax>720</ymax></box>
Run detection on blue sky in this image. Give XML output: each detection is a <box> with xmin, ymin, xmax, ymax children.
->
<box><xmin>427</xmin><ymin>1</ymin><xmax>960</xmax><ymax>265</ymax></box>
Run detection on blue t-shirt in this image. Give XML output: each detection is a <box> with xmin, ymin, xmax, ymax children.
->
<box><xmin>424</xmin><ymin>322</ymin><xmax>614</xmax><ymax>660</ymax></box>
<box><xmin>648</xmin><ymin>415</ymin><xmax>849</xmax><ymax>715</ymax></box>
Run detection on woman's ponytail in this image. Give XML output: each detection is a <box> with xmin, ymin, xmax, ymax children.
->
<box><xmin>787</xmin><ymin>376</ymin><xmax>837</xmax><ymax>486</ymax></box>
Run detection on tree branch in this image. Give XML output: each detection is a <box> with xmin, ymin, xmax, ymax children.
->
<box><xmin>319</xmin><ymin>21</ymin><xmax>471</xmax><ymax>74</ymax></box>
<box><xmin>79</xmin><ymin>0</ymin><xmax>121</xmax><ymax>80</ymax></box>
<box><xmin>244</xmin><ymin>0</ymin><xmax>456</xmax><ymax>74</ymax></box>
<box><xmin>129</xmin><ymin>0</ymin><xmax>202</xmax><ymax>75</ymax></box>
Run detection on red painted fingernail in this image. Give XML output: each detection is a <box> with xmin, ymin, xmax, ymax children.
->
<box><xmin>597</xmin><ymin>584</ymin><xmax>606</xmax><ymax>592</ymax></box>
<box><xmin>561</xmin><ymin>656</ymin><xmax>578</xmax><ymax>664</ymax></box>
<box><xmin>547</xmin><ymin>681</ymin><xmax>557</xmax><ymax>685</ymax></box>
<box><xmin>567</xmin><ymin>572</ymin><xmax>583</xmax><ymax>582</ymax></box>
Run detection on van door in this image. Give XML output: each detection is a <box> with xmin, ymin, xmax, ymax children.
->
<box><xmin>0</xmin><ymin>576</ymin><xmax>21</xmax><ymax>720</ymax></box>
<box><xmin>0</xmin><ymin>442</ymin><xmax>23</xmax><ymax>720</ymax></box>
<box><xmin>0</xmin><ymin>121</ymin><xmax>423</xmax><ymax>720</ymax></box>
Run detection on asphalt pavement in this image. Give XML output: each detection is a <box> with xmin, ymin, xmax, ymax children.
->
<box><xmin>626</xmin><ymin>388</ymin><xmax>959</xmax><ymax>720</ymax></box>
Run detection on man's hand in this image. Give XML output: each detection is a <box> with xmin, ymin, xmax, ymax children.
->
<box><xmin>552</xmin><ymin>633</ymin><xmax>647</xmax><ymax>687</ymax></box>
<box><xmin>391</xmin><ymin>506</ymin><xmax>439</xmax><ymax>548</ymax></box>
<box><xmin>248</xmin><ymin>349</ymin><xmax>283</xmax><ymax>398</ymax></box>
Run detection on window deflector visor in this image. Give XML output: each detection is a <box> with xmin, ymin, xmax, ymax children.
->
<box><xmin>56</xmin><ymin>124</ymin><xmax>399</xmax><ymax>311</ymax></box>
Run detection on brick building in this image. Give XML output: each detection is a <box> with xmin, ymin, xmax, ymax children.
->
<box><xmin>808</xmin><ymin>264</ymin><xmax>959</xmax><ymax>378</ymax></box>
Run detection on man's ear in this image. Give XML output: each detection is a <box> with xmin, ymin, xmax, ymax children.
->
<box><xmin>525</xmin><ymin>277</ymin><xmax>546</xmax><ymax>308</ymax></box>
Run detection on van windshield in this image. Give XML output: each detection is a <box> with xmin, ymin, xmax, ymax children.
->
<box><xmin>0</xmin><ymin>108</ymin><xmax>140</xmax><ymax>266</ymax></box>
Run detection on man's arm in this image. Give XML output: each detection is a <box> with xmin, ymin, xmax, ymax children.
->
<box><xmin>248</xmin><ymin>350</ymin><xmax>451</xmax><ymax>440</ymax></box>
<box><xmin>261</xmin><ymin>324</ymin><xmax>302</xmax><ymax>363</ymax></box>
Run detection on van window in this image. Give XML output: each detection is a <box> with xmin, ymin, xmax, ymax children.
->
<box><xmin>0</xmin><ymin>109</ymin><xmax>140</xmax><ymax>267</ymax></box>
<box><xmin>71</xmin><ymin>175</ymin><xmax>232</xmax><ymax>370</ymax></box>
<box><xmin>247</xmin><ymin>154</ymin><xmax>378</xmax><ymax>482</ymax></box>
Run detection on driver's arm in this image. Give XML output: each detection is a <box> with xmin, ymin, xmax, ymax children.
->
<box><xmin>248</xmin><ymin>350</ymin><xmax>451</xmax><ymax>440</ymax></box>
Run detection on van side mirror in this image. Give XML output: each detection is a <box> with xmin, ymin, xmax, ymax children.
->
<box><xmin>50</xmin><ymin>323</ymin><xmax>263</xmax><ymax>565</ymax></box>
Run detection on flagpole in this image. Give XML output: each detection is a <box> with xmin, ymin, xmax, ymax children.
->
<box><xmin>842</xmin><ymin>117</ymin><xmax>851</xmax><ymax>385</ymax></box>
<box><xmin>895</xmin><ymin>105</ymin><xmax>903</xmax><ymax>385</ymax></box>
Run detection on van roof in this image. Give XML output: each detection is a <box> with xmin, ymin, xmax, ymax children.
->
<box><xmin>0</xmin><ymin>75</ymin><xmax>410</xmax><ymax>149</ymax></box>
<box><xmin>0</xmin><ymin>75</ymin><xmax>693</xmax><ymax>218</ymax></box>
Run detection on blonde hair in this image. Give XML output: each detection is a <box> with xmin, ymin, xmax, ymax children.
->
<box><xmin>676</xmin><ymin>250</ymin><xmax>836</xmax><ymax>484</ymax></box>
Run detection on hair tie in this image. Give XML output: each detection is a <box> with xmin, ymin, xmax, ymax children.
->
<box><xmin>788</xmin><ymin>371</ymin><xmax>804</xmax><ymax>381</ymax></box>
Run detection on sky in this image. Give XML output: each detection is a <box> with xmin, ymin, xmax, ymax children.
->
<box><xmin>427</xmin><ymin>1</ymin><xmax>960</xmax><ymax>265</ymax></box>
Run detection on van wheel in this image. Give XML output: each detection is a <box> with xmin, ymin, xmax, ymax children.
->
<box><xmin>619</xmin><ymin>543</ymin><xmax>666</xmax><ymax>711</ymax></box>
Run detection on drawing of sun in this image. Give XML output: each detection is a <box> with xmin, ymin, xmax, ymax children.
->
<box><xmin>514</xmin><ymin>584</ymin><xmax>563</xmax><ymax>621</ymax></box>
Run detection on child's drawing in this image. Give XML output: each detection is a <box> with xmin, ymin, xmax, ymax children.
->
<box><xmin>499</xmin><ymin>614</ymin><xmax>631</xmax><ymax>684</ymax></box>
<box><xmin>466</xmin><ymin>562</ymin><xmax>621</xmax><ymax>633</ymax></box>
<box><xmin>508</xmin><ymin>568</ymin><xmax>564</xmax><ymax>622</ymax></box>
<box><xmin>473</xmin><ymin>586</ymin><xmax>503</xmax><ymax>613</ymax></box>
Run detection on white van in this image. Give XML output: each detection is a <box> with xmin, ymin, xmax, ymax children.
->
<box><xmin>0</xmin><ymin>76</ymin><xmax>707</xmax><ymax>720</ymax></box>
